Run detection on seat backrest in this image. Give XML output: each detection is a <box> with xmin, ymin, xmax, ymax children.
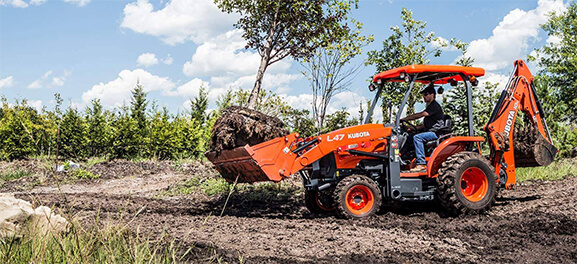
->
<box><xmin>437</xmin><ymin>115</ymin><xmax>452</xmax><ymax>135</ymax></box>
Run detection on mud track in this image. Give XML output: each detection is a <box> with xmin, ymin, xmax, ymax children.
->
<box><xmin>6</xmin><ymin>162</ymin><xmax>577</xmax><ymax>263</ymax></box>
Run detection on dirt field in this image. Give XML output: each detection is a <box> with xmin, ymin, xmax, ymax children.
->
<box><xmin>3</xmin><ymin>160</ymin><xmax>577</xmax><ymax>263</ymax></box>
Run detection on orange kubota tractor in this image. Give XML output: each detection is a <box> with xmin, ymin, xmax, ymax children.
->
<box><xmin>206</xmin><ymin>60</ymin><xmax>557</xmax><ymax>218</ymax></box>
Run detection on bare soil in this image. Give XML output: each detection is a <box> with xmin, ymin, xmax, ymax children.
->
<box><xmin>3</xmin><ymin>160</ymin><xmax>577</xmax><ymax>263</ymax></box>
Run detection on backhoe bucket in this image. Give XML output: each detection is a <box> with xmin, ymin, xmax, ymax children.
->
<box><xmin>514</xmin><ymin>125</ymin><xmax>557</xmax><ymax>167</ymax></box>
<box><xmin>205</xmin><ymin>134</ymin><xmax>298</xmax><ymax>183</ymax></box>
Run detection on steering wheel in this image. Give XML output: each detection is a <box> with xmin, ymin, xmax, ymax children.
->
<box><xmin>401</xmin><ymin>119</ymin><xmax>417</xmax><ymax>132</ymax></box>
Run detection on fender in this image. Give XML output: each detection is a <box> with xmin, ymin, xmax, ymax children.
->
<box><xmin>427</xmin><ymin>136</ymin><xmax>485</xmax><ymax>177</ymax></box>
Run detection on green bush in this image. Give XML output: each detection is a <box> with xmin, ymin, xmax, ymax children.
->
<box><xmin>69</xmin><ymin>168</ymin><xmax>100</xmax><ymax>180</ymax></box>
<box><xmin>0</xmin><ymin>169</ymin><xmax>32</xmax><ymax>181</ymax></box>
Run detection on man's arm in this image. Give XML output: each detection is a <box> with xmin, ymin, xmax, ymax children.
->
<box><xmin>400</xmin><ymin>110</ymin><xmax>429</xmax><ymax>122</ymax></box>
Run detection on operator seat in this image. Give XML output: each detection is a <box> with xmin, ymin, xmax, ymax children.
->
<box><xmin>425</xmin><ymin>115</ymin><xmax>452</xmax><ymax>155</ymax></box>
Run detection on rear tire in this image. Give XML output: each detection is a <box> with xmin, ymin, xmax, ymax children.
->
<box><xmin>436</xmin><ymin>151</ymin><xmax>496</xmax><ymax>215</ymax></box>
<box><xmin>304</xmin><ymin>190</ymin><xmax>335</xmax><ymax>213</ymax></box>
<box><xmin>333</xmin><ymin>175</ymin><xmax>382</xmax><ymax>219</ymax></box>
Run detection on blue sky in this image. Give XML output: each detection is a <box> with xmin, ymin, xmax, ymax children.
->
<box><xmin>0</xmin><ymin>0</ymin><xmax>568</xmax><ymax>120</ymax></box>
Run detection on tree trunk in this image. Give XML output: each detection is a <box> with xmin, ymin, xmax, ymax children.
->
<box><xmin>247</xmin><ymin>11</ymin><xmax>277</xmax><ymax>110</ymax></box>
<box><xmin>247</xmin><ymin>53</ymin><xmax>271</xmax><ymax>109</ymax></box>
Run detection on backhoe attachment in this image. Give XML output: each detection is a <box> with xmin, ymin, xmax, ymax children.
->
<box><xmin>486</xmin><ymin>60</ymin><xmax>557</xmax><ymax>170</ymax></box>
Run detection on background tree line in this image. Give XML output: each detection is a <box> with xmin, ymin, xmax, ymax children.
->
<box><xmin>0</xmin><ymin>83</ymin><xmax>364</xmax><ymax>161</ymax></box>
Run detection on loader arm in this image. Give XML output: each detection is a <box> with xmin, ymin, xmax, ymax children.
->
<box><xmin>484</xmin><ymin>60</ymin><xmax>557</xmax><ymax>189</ymax></box>
<box><xmin>206</xmin><ymin>124</ymin><xmax>391</xmax><ymax>183</ymax></box>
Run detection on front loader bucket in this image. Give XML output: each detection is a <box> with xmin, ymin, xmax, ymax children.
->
<box><xmin>205</xmin><ymin>133</ymin><xmax>299</xmax><ymax>183</ymax></box>
<box><xmin>514</xmin><ymin>125</ymin><xmax>558</xmax><ymax>167</ymax></box>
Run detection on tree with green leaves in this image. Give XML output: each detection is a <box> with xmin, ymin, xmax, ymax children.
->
<box><xmin>111</xmin><ymin>105</ymin><xmax>139</xmax><ymax>159</ymax></box>
<box><xmin>131</xmin><ymin>81</ymin><xmax>149</xmax><ymax>131</ymax></box>
<box><xmin>189</xmin><ymin>85</ymin><xmax>209</xmax><ymax>124</ymax></box>
<box><xmin>530</xmin><ymin>2</ymin><xmax>577</xmax><ymax>121</ymax></box>
<box><xmin>323</xmin><ymin>108</ymin><xmax>358</xmax><ymax>132</ymax></box>
<box><xmin>59</xmin><ymin>107</ymin><xmax>86</xmax><ymax>160</ymax></box>
<box><xmin>129</xmin><ymin>82</ymin><xmax>149</xmax><ymax>155</ymax></box>
<box><xmin>0</xmin><ymin>98</ymin><xmax>43</xmax><ymax>160</ymax></box>
<box><xmin>85</xmin><ymin>99</ymin><xmax>110</xmax><ymax>157</ymax></box>
<box><xmin>281</xmin><ymin>108</ymin><xmax>316</xmax><ymax>137</ymax></box>
<box><xmin>215</xmin><ymin>0</ymin><xmax>359</xmax><ymax>109</ymax></box>
<box><xmin>366</xmin><ymin>8</ymin><xmax>448</xmax><ymax>122</ymax></box>
<box><xmin>302</xmin><ymin>19</ymin><xmax>373</xmax><ymax>133</ymax></box>
<box><xmin>148</xmin><ymin>107</ymin><xmax>177</xmax><ymax>159</ymax></box>
<box><xmin>226</xmin><ymin>88</ymin><xmax>293</xmax><ymax>117</ymax></box>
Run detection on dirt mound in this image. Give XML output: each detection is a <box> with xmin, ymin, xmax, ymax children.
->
<box><xmin>209</xmin><ymin>106</ymin><xmax>288</xmax><ymax>153</ymax></box>
<box><xmin>0</xmin><ymin>159</ymin><xmax>52</xmax><ymax>177</ymax></box>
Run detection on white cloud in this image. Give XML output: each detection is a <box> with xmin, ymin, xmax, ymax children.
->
<box><xmin>82</xmin><ymin>69</ymin><xmax>176</xmax><ymax>107</ymax></box>
<box><xmin>431</xmin><ymin>36</ymin><xmax>457</xmax><ymax>52</ymax></box>
<box><xmin>0</xmin><ymin>0</ymin><xmax>83</xmax><ymax>7</ymax></box>
<box><xmin>162</xmin><ymin>54</ymin><xmax>173</xmax><ymax>65</ymax></box>
<box><xmin>0</xmin><ymin>0</ymin><xmax>29</xmax><ymax>8</ymax></box>
<box><xmin>42</xmin><ymin>70</ymin><xmax>53</xmax><ymax>79</ymax></box>
<box><xmin>28</xmin><ymin>100</ymin><xmax>43</xmax><ymax>112</ymax></box>
<box><xmin>63</xmin><ymin>0</ymin><xmax>90</xmax><ymax>7</ymax></box>
<box><xmin>28</xmin><ymin>80</ymin><xmax>43</xmax><ymax>89</ymax></box>
<box><xmin>51</xmin><ymin>70</ymin><xmax>71</xmax><ymax>87</ymax></box>
<box><xmin>28</xmin><ymin>70</ymin><xmax>70</xmax><ymax>89</ymax></box>
<box><xmin>327</xmin><ymin>91</ymin><xmax>368</xmax><ymax>118</ymax></box>
<box><xmin>30</xmin><ymin>0</ymin><xmax>46</xmax><ymax>5</ymax></box>
<box><xmin>204</xmin><ymin>73</ymin><xmax>301</xmax><ymax>102</ymax></box>
<box><xmin>137</xmin><ymin>53</ymin><xmax>159</xmax><ymax>67</ymax></box>
<box><xmin>183</xmin><ymin>29</ymin><xmax>292</xmax><ymax>77</ymax></box>
<box><xmin>184</xmin><ymin>30</ymin><xmax>253</xmax><ymax>77</ymax></box>
<box><xmin>282</xmin><ymin>91</ymin><xmax>372</xmax><ymax>121</ymax></box>
<box><xmin>165</xmin><ymin>78</ymin><xmax>208</xmax><ymax>98</ymax></box>
<box><xmin>0</xmin><ymin>76</ymin><xmax>15</xmax><ymax>89</ymax></box>
<box><xmin>481</xmin><ymin>72</ymin><xmax>509</xmax><ymax>92</ymax></box>
<box><xmin>262</xmin><ymin>73</ymin><xmax>302</xmax><ymax>94</ymax></box>
<box><xmin>120</xmin><ymin>0</ymin><xmax>238</xmax><ymax>45</ymax></box>
<box><xmin>465</xmin><ymin>0</ymin><xmax>566</xmax><ymax>71</ymax></box>
<box><xmin>283</xmin><ymin>93</ymin><xmax>314</xmax><ymax>110</ymax></box>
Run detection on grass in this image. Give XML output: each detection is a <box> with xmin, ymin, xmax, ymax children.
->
<box><xmin>516</xmin><ymin>158</ymin><xmax>577</xmax><ymax>182</ymax></box>
<box><xmin>0</xmin><ymin>169</ymin><xmax>32</xmax><ymax>181</ymax></box>
<box><xmin>85</xmin><ymin>156</ymin><xmax>110</xmax><ymax>168</ymax></box>
<box><xmin>0</xmin><ymin>215</ymin><xmax>194</xmax><ymax>263</ymax></box>
<box><xmin>68</xmin><ymin>168</ymin><xmax>100</xmax><ymax>180</ymax></box>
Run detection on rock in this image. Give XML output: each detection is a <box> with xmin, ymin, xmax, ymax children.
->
<box><xmin>56</xmin><ymin>161</ymin><xmax>81</xmax><ymax>172</ymax></box>
<box><xmin>0</xmin><ymin>193</ymin><xmax>69</xmax><ymax>238</ymax></box>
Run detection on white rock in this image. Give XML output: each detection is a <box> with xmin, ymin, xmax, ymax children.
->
<box><xmin>0</xmin><ymin>193</ymin><xmax>69</xmax><ymax>238</ymax></box>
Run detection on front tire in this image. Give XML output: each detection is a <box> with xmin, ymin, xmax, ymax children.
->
<box><xmin>304</xmin><ymin>190</ymin><xmax>335</xmax><ymax>213</ymax></box>
<box><xmin>437</xmin><ymin>152</ymin><xmax>496</xmax><ymax>215</ymax></box>
<box><xmin>333</xmin><ymin>175</ymin><xmax>382</xmax><ymax>219</ymax></box>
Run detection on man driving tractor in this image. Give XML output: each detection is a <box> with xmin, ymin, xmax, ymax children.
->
<box><xmin>400</xmin><ymin>83</ymin><xmax>444</xmax><ymax>172</ymax></box>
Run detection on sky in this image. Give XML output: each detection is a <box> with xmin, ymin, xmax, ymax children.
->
<box><xmin>0</xmin><ymin>0</ymin><xmax>568</xmax><ymax>121</ymax></box>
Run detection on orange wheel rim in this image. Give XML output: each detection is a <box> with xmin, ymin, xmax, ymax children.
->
<box><xmin>345</xmin><ymin>185</ymin><xmax>374</xmax><ymax>216</ymax></box>
<box><xmin>460</xmin><ymin>167</ymin><xmax>488</xmax><ymax>202</ymax></box>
